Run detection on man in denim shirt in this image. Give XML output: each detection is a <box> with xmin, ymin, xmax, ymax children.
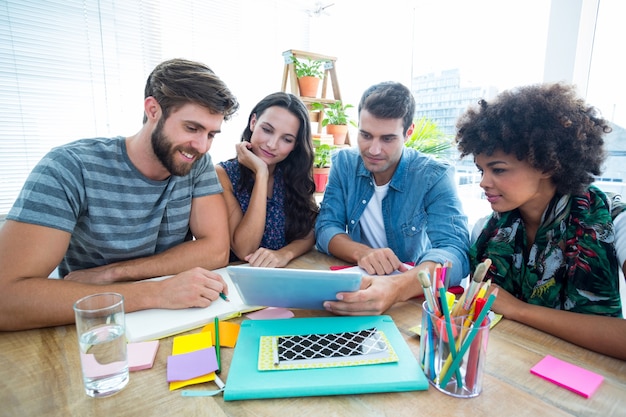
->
<box><xmin>316</xmin><ymin>81</ymin><xmax>470</xmax><ymax>315</ymax></box>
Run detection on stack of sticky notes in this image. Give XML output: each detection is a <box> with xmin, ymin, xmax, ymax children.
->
<box><xmin>530</xmin><ymin>355</ymin><xmax>604</xmax><ymax>398</ymax></box>
<box><xmin>167</xmin><ymin>321</ymin><xmax>241</xmax><ymax>391</ymax></box>
<box><xmin>128</xmin><ymin>341</ymin><xmax>160</xmax><ymax>371</ymax></box>
<box><xmin>201</xmin><ymin>320</ymin><xmax>241</xmax><ymax>347</ymax></box>
<box><xmin>82</xmin><ymin>341</ymin><xmax>159</xmax><ymax>378</ymax></box>
<box><xmin>167</xmin><ymin>332</ymin><xmax>218</xmax><ymax>391</ymax></box>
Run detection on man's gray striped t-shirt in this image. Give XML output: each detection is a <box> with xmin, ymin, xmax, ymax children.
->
<box><xmin>7</xmin><ymin>136</ymin><xmax>222</xmax><ymax>277</ymax></box>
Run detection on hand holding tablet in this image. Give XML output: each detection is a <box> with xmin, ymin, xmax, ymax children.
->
<box><xmin>226</xmin><ymin>266</ymin><xmax>362</xmax><ymax>310</ymax></box>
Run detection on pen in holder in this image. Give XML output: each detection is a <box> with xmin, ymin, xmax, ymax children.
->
<box><xmin>418</xmin><ymin>300</ymin><xmax>491</xmax><ymax>398</ymax></box>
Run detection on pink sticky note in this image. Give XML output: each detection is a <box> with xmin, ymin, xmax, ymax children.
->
<box><xmin>128</xmin><ymin>341</ymin><xmax>159</xmax><ymax>371</ymax></box>
<box><xmin>530</xmin><ymin>355</ymin><xmax>603</xmax><ymax>398</ymax></box>
<box><xmin>166</xmin><ymin>347</ymin><xmax>218</xmax><ymax>382</ymax></box>
<box><xmin>246</xmin><ymin>307</ymin><xmax>294</xmax><ymax>320</ymax></box>
<box><xmin>79</xmin><ymin>353</ymin><xmax>126</xmax><ymax>379</ymax></box>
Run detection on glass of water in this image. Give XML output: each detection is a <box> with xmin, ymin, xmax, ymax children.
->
<box><xmin>73</xmin><ymin>292</ymin><xmax>129</xmax><ymax>398</ymax></box>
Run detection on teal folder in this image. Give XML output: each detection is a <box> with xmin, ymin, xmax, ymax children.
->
<box><xmin>223</xmin><ymin>315</ymin><xmax>429</xmax><ymax>401</ymax></box>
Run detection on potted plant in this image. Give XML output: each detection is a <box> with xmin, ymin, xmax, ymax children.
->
<box><xmin>292</xmin><ymin>56</ymin><xmax>325</xmax><ymax>98</ymax></box>
<box><xmin>404</xmin><ymin>117</ymin><xmax>452</xmax><ymax>159</ymax></box>
<box><xmin>311</xmin><ymin>101</ymin><xmax>357</xmax><ymax>145</ymax></box>
<box><xmin>313</xmin><ymin>144</ymin><xmax>333</xmax><ymax>193</ymax></box>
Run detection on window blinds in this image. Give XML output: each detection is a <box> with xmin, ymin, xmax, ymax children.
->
<box><xmin>0</xmin><ymin>0</ymin><xmax>252</xmax><ymax>216</ymax></box>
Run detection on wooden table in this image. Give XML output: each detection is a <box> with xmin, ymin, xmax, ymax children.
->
<box><xmin>1</xmin><ymin>250</ymin><xmax>625</xmax><ymax>416</ymax></box>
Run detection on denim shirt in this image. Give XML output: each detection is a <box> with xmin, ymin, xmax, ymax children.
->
<box><xmin>315</xmin><ymin>147</ymin><xmax>470</xmax><ymax>286</ymax></box>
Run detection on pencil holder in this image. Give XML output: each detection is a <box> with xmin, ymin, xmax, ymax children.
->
<box><xmin>418</xmin><ymin>301</ymin><xmax>490</xmax><ymax>398</ymax></box>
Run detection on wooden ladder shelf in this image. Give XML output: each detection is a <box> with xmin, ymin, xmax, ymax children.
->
<box><xmin>281</xmin><ymin>49</ymin><xmax>350</xmax><ymax>145</ymax></box>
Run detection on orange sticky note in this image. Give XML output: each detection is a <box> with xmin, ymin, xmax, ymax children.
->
<box><xmin>169</xmin><ymin>332</ymin><xmax>215</xmax><ymax>391</ymax></box>
<box><xmin>202</xmin><ymin>320</ymin><xmax>241</xmax><ymax>348</ymax></box>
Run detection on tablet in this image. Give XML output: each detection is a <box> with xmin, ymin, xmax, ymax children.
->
<box><xmin>226</xmin><ymin>266</ymin><xmax>362</xmax><ymax>310</ymax></box>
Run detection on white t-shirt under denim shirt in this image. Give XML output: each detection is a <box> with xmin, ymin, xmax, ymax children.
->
<box><xmin>360</xmin><ymin>182</ymin><xmax>389</xmax><ymax>249</ymax></box>
<box><xmin>315</xmin><ymin>147</ymin><xmax>470</xmax><ymax>286</ymax></box>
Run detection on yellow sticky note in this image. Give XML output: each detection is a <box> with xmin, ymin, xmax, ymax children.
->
<box><xmin>172</xmin><ymin>332</ymin><xmax>212</xmax><ymax>354</ymax></box>
<box><xmin>202</xmin><ymin>320</ymin><xmax>241</xmax><ymax>348</ymax></box>
<box><xmin>169</xmin><ymin>332</ymin><xmax>215</xmax><ymax>391</ymax></box>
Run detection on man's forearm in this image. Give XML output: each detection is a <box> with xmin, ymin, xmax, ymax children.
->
<box><xmin>391</xmin><ymin>268</ymin><xmax>424</xmax><ymax>301</ymax></box>
<box><xmin>0</xmin><ymin>275</ymin><xmax>165</xmax><ymax>331</ymax></box>
<box><xmin>327</xmin><ymin>234</ymin><xmax>372</xmax><ymax>264</ymax></box>
<box><xmin>106</xmin><ymin>238</ymin><xmax>229</xmax><ymax>281</ymax></box>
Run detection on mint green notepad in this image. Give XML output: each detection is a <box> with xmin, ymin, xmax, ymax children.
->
<box><xmin>223</xmin><ymin>315</ymin><xmax>428</xmax><ymax>401</ymax></box>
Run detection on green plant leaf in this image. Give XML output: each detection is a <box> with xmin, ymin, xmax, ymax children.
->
<box><xmin>312</xmin><ymin>100</ymin><xmax>356</xmax><ymax>127</ymax></box>
<box><xmin>313</xmin><ymin>144</ymin><xmax>334</xmax><ymax>168</ymax></box>
<box><xmin>404</xmin><ymin>117</ymin><xmax>452</xmax><ymax>158</ymax></box>
<box><xmin>292</xmin><ymin>56</ymin><xmax>325</xmax><ymax>79</ymax></box>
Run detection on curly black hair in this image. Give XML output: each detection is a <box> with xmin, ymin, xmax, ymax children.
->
<box><xmin>238</xmin><ymin>92</ymin><xmax>318</xmax><ymax>242</ymax></box>
<box><xmin>455</xmin><ymin>83</ymin><xmax>611</xmax><ymax>195</ymax></box>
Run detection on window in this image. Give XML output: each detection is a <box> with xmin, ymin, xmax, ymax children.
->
<box><xmin>409</xmin><ymin>0</ymin><xmax>552</xmax><ymax>225</ymax></box>
<box><xmin>586</xmin><ymin>0</ymin><xmax>626</xmax><ymax>196</ymax></box>
<box><xmin>0</xmin><ymin>0</ymin><xmax>313</xmax><ymax>217</ymax></box>
<box><xmin>0</xmin><ymin>0</ymin><xmax>208</xmax><ymax>215</ymax></box>
<box><xmin>408</xmin><ymin>0</ymin><xmax>625</xmax><ymax>225</ymax></box>
<box><xmin>1</xmin><ymin>0</ymin><xmax>622</xmax><ymax>220</ymax></box>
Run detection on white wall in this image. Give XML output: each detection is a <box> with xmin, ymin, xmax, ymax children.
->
<box><xmin>210</xmin><ymin>0</ymin><xmax>416</xmax><ymax>162</ymax></box>
<box><xmin>0</xmin><ymin>0</ymin><xmax>418</xmax><ymax>214</ymax></box>
<box><xmin>192</xmin><ymin>0</ymin><xmax>313</xmax><ymax>164</ymax></box>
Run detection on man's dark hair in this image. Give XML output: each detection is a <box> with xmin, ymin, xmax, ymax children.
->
<box><xmin>143</xmin><ymin>58</ymin><xmax>239</xmax><ymax>123</ymax></box>
<box><xmin>358</xmin><ymin>81</ymin><xmax>415</xmax><ymax>135</ymax></box>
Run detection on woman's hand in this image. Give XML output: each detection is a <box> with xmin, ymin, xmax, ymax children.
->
<box><xmin>245</xmin><ymin>247</ymin><xmax>290</xmax><ymax>268</ymax></box>
<box><xmin>488</xmin><ymin>285</ymin><xmax>527</xmax><ymax>320</ymax></box>
<box><xmin>236</xmin><ymin>142</ymin><xmax>267</xmax><ymax>175</ymax></box>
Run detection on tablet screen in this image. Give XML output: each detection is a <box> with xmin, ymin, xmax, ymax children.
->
<box><xmin>226</xmin><ymin>266</ymin><xmax>362</xmax><ymax>310</ymax></box>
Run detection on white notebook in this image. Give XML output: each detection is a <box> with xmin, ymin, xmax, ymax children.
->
<box><xmin>124</xmin><ymin>267</ymin><xmax>258</xmax><ymax>342</ymax></box>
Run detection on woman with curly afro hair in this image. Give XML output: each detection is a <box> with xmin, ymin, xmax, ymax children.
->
<box><xmin>456</xmin><ymin>83</ymin><xmax>626</xmax><ymax>360</ymax></box>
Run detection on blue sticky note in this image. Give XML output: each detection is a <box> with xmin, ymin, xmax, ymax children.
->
<box><xmin>166</xmin><ymin>347</ymin><xmax>218</xmax><ymax>382</ymax></box>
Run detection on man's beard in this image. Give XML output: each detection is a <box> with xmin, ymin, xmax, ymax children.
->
<box><xmin>151</xmin><ymin>119</ymin><xmax>199</xmax><ymax>176</ymax></box>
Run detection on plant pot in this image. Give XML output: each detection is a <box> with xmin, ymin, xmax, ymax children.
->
<box><xmin>298</xmin><ymin>76</ymin><xmax>320</xmax><ymax>98</ymax></box>
<box><xmin>326</xmin><ymin>124</ymin><xmax>349</xmax><ymax>145</ymax></box>
<box><xmin>313</xmin><ymin>167</ymin><xmax>330</xmax><ymax>193</ymax></box>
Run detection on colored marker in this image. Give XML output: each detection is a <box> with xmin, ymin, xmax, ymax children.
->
<box><xmin>463</xmin><ymin>259</ymin><xmax>491</xmax><ymax>309</ymax></box>
<box><xmin>452</xmin><ymin>259</ymin><xmax>491</xmax><ymax>316</ymax></box>
<box><xmin>214</xmin><ymin>316</ymin><xmax>221</xmax><ymax>374</ymax></box>
<box><xmin>438</xmin><ymin>286</ymin><xmax>463</xmax><ymax>388</ymax></box>
<box><xmin>418</xmin><ymin>269</ymin><xmax>440</xmax><ymax>316</ymax></box>
<box><xmin>439</xmin><ymin>288</ymin><xmax>498</xmax><ymax>387</ymax></box>
<box><xmin>465</xmin><ymin>297</ymin><xmax>488</xmax><ymax>390</ymax></box>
